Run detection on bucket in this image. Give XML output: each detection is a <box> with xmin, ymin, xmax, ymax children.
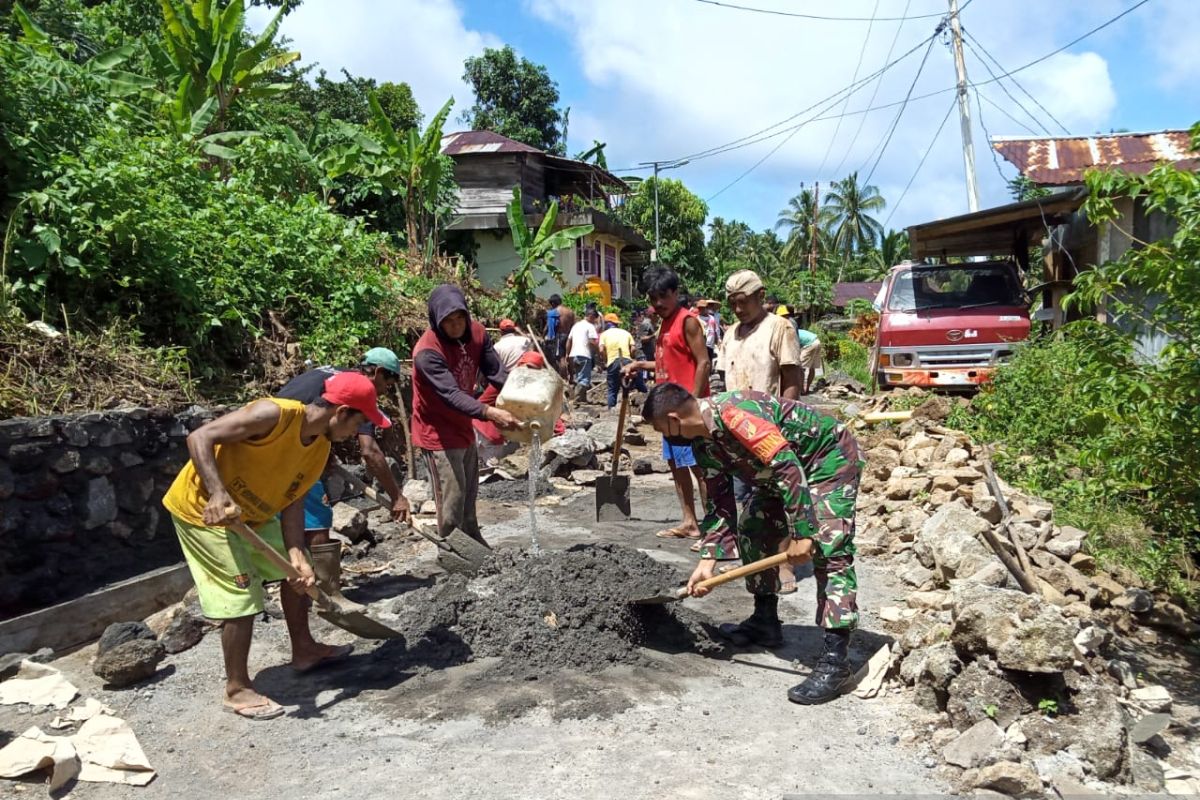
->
<box><xmin>496</xmin><ymin>365</ymin><xmax>564</xmax><ymax>444</ymax></box>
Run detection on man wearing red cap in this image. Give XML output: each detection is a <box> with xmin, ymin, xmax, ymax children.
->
<box><xmin>162</xmin><ymin>371</ymin><xmax>390</xmax><ymax>719</ymax></box>
<box><xmin>493</xmin><ymin>318</ymin><xmax>532</xmax><ymax>370</ymax></box>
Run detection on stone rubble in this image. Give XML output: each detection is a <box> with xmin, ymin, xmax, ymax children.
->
<box><xmin>843</xmin><ymin>386</ymin><xmax>1199</xmax><ymax>796</ymax></box>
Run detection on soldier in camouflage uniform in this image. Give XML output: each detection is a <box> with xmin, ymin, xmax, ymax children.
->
<box><xmin>640</xmin><ymin>382</ymin><xmax>864</xmax><ymax>704</ymax></box>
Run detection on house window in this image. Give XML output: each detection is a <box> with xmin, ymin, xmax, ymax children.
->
<box><xmin>604</xmin><ymin>245</ymin><xmax>618</xmax><ymax>298</ymax></box>
<box><xmin>575</xmin><ymin>238</ymin><xmax>591</xmax><ymax>276</ymax></box>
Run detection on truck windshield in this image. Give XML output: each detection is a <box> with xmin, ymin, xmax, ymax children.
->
<box><xmin>886</xmin><ymin>265</ymin><xmax>1024</xmax><ymax>312</ymax></box>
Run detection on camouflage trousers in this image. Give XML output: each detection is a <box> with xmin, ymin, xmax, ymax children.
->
<box><xmin>735</xmin><ymin>478</ymin><xmax>859</xmax><ymax>630</ymax></box>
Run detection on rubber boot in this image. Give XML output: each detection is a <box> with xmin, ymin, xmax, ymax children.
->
<box><xmin>308</xmin><ymin>542</ymin><xmax>366</xmax><ymax>613</ymax></box>
<box><xmin>788</xmin><ymin>629</ymin><xmax>853</xmax><ymax>705</ymax></box>
<box><xmin>717</xmin><ymin>594</ymin><xmax>783</xmax><ymax>648</ymax></box>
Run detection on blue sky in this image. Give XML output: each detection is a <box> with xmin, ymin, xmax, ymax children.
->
<box><xmin>252</xmin><ymin>0</ymin><xmax>1199</xmax><ymax>235</ymax></box>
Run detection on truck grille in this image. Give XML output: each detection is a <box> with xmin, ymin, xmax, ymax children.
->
<box><xmin>916</xmin><ymin>349</ymin><xmax>995</xmax><ymax>368</ymax></box>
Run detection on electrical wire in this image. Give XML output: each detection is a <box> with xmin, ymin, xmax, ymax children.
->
<box><xmin>961</xmin><ymin>37</ymin><xmax>1051</xmax><ymax>135</ymax></box>
<box><xmin>829</xmin><ymin>0</ymin><xmax>912</xmax><ymax>178</ymax></box>
<box><xmin>962</xmin><ymin>28</ymin><xmax>1071</xmax><ymax>136</ymax></box>
<box><xmin>971</xmin><ymin>83</ymin><xmax>1013</xmax><ymax>185</ymax></box>
<box><xmin>882</xmin><ymin>97</ymin><xmax>958</xmax><ymax>228</ymax></box>
<box><xmin>862</xmin><ymin>30</ymin><xmax>939</xmax><ymax>184</ymax></box>
<box><xmin>815</xmin><ymin>0</ymin><xmax>880</xmax><ymax>180</ymax></box>
<box><xmin>973</xmin><ymin>88</ymin><xmax>1040</xmax><ymax>136</ymax></box>
<box><xmin>689</xmin><ymin>0</ymin><xmax>971</xmax><ymax>23</ymax></box>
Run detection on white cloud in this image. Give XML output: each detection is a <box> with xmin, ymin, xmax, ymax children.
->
<box><xmin>1150</xmin><ymin>0</ymin><xmax>1200</xmax><ymax>95</ymax></box>
<box><xmin>247</xmin><ymin>0</ymin><xmax>500</xmax><ymax>122</ymax></box>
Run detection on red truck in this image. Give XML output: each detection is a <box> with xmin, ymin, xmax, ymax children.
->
<box><xmin>873</xmin><ymin>260</ymin><xmax>1031</xmax><ymax>389</ymax></box>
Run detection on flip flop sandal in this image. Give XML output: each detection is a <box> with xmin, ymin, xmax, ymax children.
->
<box><xmin>223</xmin><ymin>699</ymin><xmax>285</xmax><ymax>720</ymax></box>
<box><xmin>291</xmin><ymin>643</ymin><xmax>354</xmax><ymax>674</ymax></box>
<box><xmin>779</xmin><ymin>581</ymin><xmax>798</xmax><ymax>595</ymax></box>
<box><xmin>689</xmin><ymin>540</ymin><xmax>702</xmax><ymax>553</ymax></box>
<box><xmin>655</xmin><ymin>527</ymin><xmax>693</xmax><ymax>539</ymax></box>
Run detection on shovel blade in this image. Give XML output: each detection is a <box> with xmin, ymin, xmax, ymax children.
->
<box><xmin>632</xmin><ymin>587</ymin><xmax>687</xmax><ymax>605</ymax></box>
<box><xmin>444</xmin><ymin>528</ymin><xmax>492</xmax><ymax>571</ymax></box>
<box><xmin>313</xmin><ymin>589</ymin><xmax>403</xmax><ymax>639</ymax></box>
<box><xmin>595</xmin><ymin>475</ymin><xmax>631</xmax><ymax>521</ymax></box>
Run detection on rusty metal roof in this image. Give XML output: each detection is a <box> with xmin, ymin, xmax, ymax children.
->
<box><xmin>993</xmin><ymin>129</ymin><xmax>1199</xmax><ymax>185</ymax></box>
<box><xmin>832</xmin><ymin>282</ymin><xmax>882</xmax><ymax>308</ymax></box>
<box><xmin>440</xmin><ymin>130</ymin><xmax>542</xmax><ymax>156</ymax></box>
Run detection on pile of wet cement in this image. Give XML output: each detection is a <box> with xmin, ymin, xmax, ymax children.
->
<box><xmin>477</xmin><ymin>473</ymin><xmax>556</xmax><ymax>502</ymax></box>
<box><xmin>389</xmin><ymin>543</ymin><xmax>721</xmax><ymax>679</ymax></box>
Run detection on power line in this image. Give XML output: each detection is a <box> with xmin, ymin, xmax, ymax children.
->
<box><xmin>962</xmin><ymin>28</ymin><xmax>1071</xmax><ymax>136</ymax></box>
<box><xmin>669</xmin><ymin>27</ymin><xmax>943</xmax><ymax>165</ymax></box>
<box><xmin>667</xmin><ymin>0</ymin><xmax>1150</xmax><ymax>169</ymax></box>
<box><xmin>815</xmin><ymin>0</ymin><xmax>880</xmax><ymax>180</ymax></box>
<box><xmin>690</xmin><ymin>0</ymin><xmax>969</xmax><ymax>23</ymax></box>
<box><xmin>862</xmin><ymin>30</ymin><xmax>940</xmax><ymax>184</ymax></box>
<box><xmin>962</xmin><ymin>36</ymin><xmax>1051</xmax><ymax>135</ymax></box>
<box><xmin>973</xmin><ymin>88</ymin><xmax>1040</xmax><ymax>136</ymax></box>
<box><xmin>883</xmin><ymin>97</ymin><xmax>958</xmax><ymax>228</ymax></box>
<box><xmin>972</xmin><ymin>84</ymin><xmax>1013</xmax><ymax>184</ymax></box>
<box><xmin>829</xmin><ymin>0</ymin><xmax>912</xmax><ymax>178</ymax></box>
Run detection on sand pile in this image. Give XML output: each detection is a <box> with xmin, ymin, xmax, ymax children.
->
<box><xmin>390</xmin><ymin>543</ymin><xmax>720</xmax><ymax>679</ymax></box>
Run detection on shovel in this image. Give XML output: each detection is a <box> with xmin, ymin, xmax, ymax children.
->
<box><xmin>595</xmin><ymin>382</ymin><xmax>632</xmax><ymax>521</ymax></box>
<box><xmin>329</xmin><ymin>465</ymin><xmax>492</xmax><ymax>576</ymax></box>
<box><xmin>227</xmin><ymin>518</ymin><xmax>402</xmax><ymax>639</ymax></box>
<box><xmin>633</xmin><ymin>552</ymin><xmax>790</xmax><ymax>605</ymax></box>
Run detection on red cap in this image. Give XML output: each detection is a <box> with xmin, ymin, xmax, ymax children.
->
<box><xmin>499</xmin><ymin>319</ymin><xmax>518</xmax><ymax>332</ymax></box>
<box><xmin>322</xmin><ymin>372</ymin><xmax>391</xmax><ymax>428</ymax></box>
<box><xmin>516</xmin><ymin>351</ymin><xmax>545</xmax><ymax>369</ymax></box>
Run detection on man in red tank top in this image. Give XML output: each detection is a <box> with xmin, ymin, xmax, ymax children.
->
<box><xmin>625</xmin><ymin>266</ymin><xmax>712</xmax><ymax>542</ymax></box>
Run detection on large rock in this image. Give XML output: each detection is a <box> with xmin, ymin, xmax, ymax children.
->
<box><xmin>970</xmin><ymin>761</ymin><xmax>1042</xmax><ymax>797</ymax></box>
<box><xmin>159</xmin><ymin>609</ymin><xmax>207</xmax><ymax>654</ymax></box>
<box><xmin>402</xmin><ymin>479</ymin><xmax>432</xmax><ymax>507</ymax></box>
<box><xmin>943</xmin><ymin>719</ymin><xmax>1005</xmax><ymax>769</ymax></box>
<box><xmin>951</xmin><ymin>583</ymin><xmax>1075</xmax><ymax>673</ymax></box>
<box><xmin>912</xmin><ymin>394</ymin><xmax>951</xmax><ymax>422</ymax></box>
<box><xmin>82</xmin><ymin>477</ymin><xmax>118</xmax><ymax>530</ymax></box>
<box><xmin>585</xmin><ymin>420</ymin><xmax>619</xmax><ymax>452</ymax></box>
<box><xmin>331</xmin><ymin>503</ymin><xmax>368</xmax><ymax>542</ymax></box>
<box><xmin>946</xmin><ymin>658</ymin><xmax>1032</xmax><ymax>730</ymax></box>
<box><xmin>543</xmin><ymin>428</ymin><xmax>595</xmax><ymax>462</ymax></box>
<box><xmin>914</xmin><ymin>502</ymin><xmax>994</xmax><ymax>580</ymax></box>
<box><xmin>93</xmin><ymin>638</ymin><xmax>165</xmax><ymax>687</ymax></box>
<box><xmin>1021</xmin><ymin>678</ymin><xmax>1128</xmax><ymax>780</ymax></box>
<box><xmin>899</xmin><ymin>642</ymin><xmax>962</xmax><ymax>693</ymax></box>
<box><xmin>98</xmin><ymin>621</ymin><xmax>156</xmax><ymax>655</ymax></box>
<box><xmin>1046</xmin><ymin>525</ymin><xmax>1088</xmax><ymax>559</ymax></box>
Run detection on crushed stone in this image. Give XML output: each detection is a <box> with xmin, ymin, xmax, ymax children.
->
<box><xmin>388</xmin><ymin>543</ymin><xmax>721</xmax><ymax>679</ymax></box>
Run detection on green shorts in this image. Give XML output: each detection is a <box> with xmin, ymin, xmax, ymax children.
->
<box><xmin>171</xmin><ymin>515</ymin><xmax>289</xmax><ymax>620</ymax></box>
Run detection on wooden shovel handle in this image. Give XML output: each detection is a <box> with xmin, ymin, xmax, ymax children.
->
<box><xmin>227</xmin><ymin>518</ymin><xmax>322</xmax><ymax>603</ymax></box>
<box><xmin>610</xmin><ymin>387</ymin><xmax>630</xmax><ymax>479</ymax></box>
<box><xmin>689</xmin><ymin>552</ymin><xmax>791</xmax><ymax>595</ymax></box>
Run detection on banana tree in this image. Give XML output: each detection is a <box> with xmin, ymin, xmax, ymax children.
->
<box><xmin>152</xmin><ymin>0</ymin><xmax>298</xmax><ymax>141</ymax></box>
<box><xmin>505</xmin><ymin>186</ymin><xmax>593</xmax><ymax>323</ymax></box>
<box><xmin>363</xmin><ymin>94</ymin><xmax>457</xmax><ymax>264</ymax></box>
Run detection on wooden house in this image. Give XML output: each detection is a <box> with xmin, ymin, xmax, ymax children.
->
<box><xmin>441</xmin><ymin>131</ymin><xmax>651</xmax><ymax>301</ymax></box>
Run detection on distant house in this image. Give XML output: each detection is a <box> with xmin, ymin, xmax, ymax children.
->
<box><xmin>907</xmin><ymin>129</ymin><xmax>1198</xmax><ymax>359</ymax></box>
<box><xmin>441</xmin><ymin>131</ymin><xmax>651</xmax><ymax>302</ymax></box>
<box><xmin>832</xmin><ymin>281</ymin><xmax>883</xmax><ymax>312</ymax></box>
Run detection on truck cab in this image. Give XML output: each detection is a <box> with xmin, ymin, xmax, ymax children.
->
<box><xmin>874</xmin><ymin>260</ymin><xmax>1031</xmax><ymax>389</ymax></box>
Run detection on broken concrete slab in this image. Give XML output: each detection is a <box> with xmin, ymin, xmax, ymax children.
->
<box><xmin>1046</xmin><ymin>525</ymin><xmax>1087</xmax><ymax>559</ymax></box>
<box><xmin>1130</xmin><ymin>685</ymin><xmax>1173</xmax><ymax>713</ymax></box>
<box><xmin>943</xmin><ymin>719</ymin><xmax>1005</xmax><ymax>768</ymax></box>
<box><xmin>970</xmin><ymin>761</ymin><xmax>1042</xmax><ymax>797</ymax></box>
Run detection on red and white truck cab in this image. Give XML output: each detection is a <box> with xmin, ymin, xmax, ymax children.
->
<box><xmin>873</xmin><ymin>260</ymin><xmax>1031</xmax><ymax>389</ymax></box>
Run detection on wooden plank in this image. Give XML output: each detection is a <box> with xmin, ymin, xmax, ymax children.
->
<box><xmin>0</xmin><ymin>564</ymin><xmax>193</xmax><ymax>655</ymax></box>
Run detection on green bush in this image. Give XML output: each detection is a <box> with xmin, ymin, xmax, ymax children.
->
<box><xmin>958</xmin><ymin>324</ymin><xmax>1198</xmax><ymax>599</ymax></box>
<box><xmin>817</xmin><ymin>326</ymin><xmax>870</xmax><ymax>387</ymax></box>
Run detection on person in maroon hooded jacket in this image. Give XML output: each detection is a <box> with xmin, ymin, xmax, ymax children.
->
<box><xmin>411</xmin><ymin>285</ymin><xmax>519</xmax><ymax>544</ymax></box>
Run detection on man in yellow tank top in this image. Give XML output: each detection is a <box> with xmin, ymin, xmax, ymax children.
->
<box><xmin>163</xmin><ymin>372</ymin><xmax>389</xmax><ymax>720</ymax></box>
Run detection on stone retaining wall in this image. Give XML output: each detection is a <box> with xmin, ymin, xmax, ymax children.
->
<box><xmin>0</xmin><ymin>406</ymin><xmax>224</xmax><ymax>618</ymax></box>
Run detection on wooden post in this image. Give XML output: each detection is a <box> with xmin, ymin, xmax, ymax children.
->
<box><xmin>980</xmin><ymin>446</ymin><xmax>1041</xmax><ymax>596</ymax></box>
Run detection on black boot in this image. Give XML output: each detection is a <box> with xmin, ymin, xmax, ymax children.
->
<box><xmin>788</xmin><ymin>629</ymin><xmax>853</xmax><ymax>705</ymax></box>
<box><xmin>717</xmin><ymin>594</ymin><xmax>783</xmax><ymax>648</ymax></box>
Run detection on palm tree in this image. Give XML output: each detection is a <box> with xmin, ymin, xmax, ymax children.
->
<box><xmin>823</xmin><ymin>172</ymin><xmax>886</xmax><ymax>281</ymax></box>
<box><xmin>774</xmin><ymin>188</ymin><xmax>822</xmax><ymax>266</ymax></box>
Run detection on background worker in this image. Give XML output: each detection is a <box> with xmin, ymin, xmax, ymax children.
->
<box><xmin>276</xmin><ymin>348</ymin><xmax>409</xmax><ymax>610</ymax></box>
<box><xmin>794</xmin><ymin>323</ymin><xmax>824</xmax><ymax>395</ymax></box>
<box><xmin>556</xmin><ymin>303</ymin><xmax>577</xmax><ymax>378</ymax></box>
<box><xmin>545</xmin><ymin>294</ymin><xmax>563</xmax><ymax>350</ymax></box>
<box><xmin>567</xmin><ymin>307</ymin><xmax>601</xmax><ymax>403</ymax></box>
<box><xmin>494</xmin><ymin>318</ymin><xmax>532</xmax><ymax>369</ymax></box>
<box><xmin>717</xmin><ymin>270</ymin><xmax>804</xmax><ymax>584</ymax></box>
<box><xmin>624</xmin><ymin>266</ymin><xmax>711</xmax><ymax>542</ymax></box>
<box><xmin>412</xmin><ymin>284</ymin><xmax>518</xmax><ymax>545</ymax></box>
<box><xmin>162</xmin><ymin>371</ymin><xmax>390</xmax><ymax>719</ymax></box>
<box><xmin>640</xmin><ymin>382</ymin><xmax>863</xmax><ymax>705</ymax></box>
<box><xmin>598</xmin><ymin>312</ymin><xmax>637</xmax><ymax>409</ymax></box>
<box><xmin>636</xmin><ymin>306</ymin><xmax>658</xmax><ymax>386</ymax></box>
<box><xmin>698</xmin><ymin>300</ymin><xmax>720</xmax><ymax>363</ymax></box>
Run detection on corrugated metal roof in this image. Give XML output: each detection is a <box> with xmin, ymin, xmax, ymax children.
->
<box><xmin>440</xmin><ymin>130</ymin><xmax>542</xmax><ymax>156</ymax></box>
<box><xmin>833</xmin><ymin>281</ymin><xmax>883</xmax><ymax>307</ymax></box>
<box><xmin>993</xmin><ymin>129</ymin><xmax>1199</xmax><ymax>185</ymax></box>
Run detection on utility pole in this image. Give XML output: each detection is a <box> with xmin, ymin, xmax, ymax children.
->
<box><xmin>637</xmin><ymin>160</ymin><xmax>690</xmax><ymax>261</ymax></box>
<box><xmin>948</xmin><ymin>0</ymin><xmax>980</xmax><ymax>213</ymax></box>
<box><xmin>808</xmin><ymin>181</ymin><xmax>820</xmax><ymax>274</ymax></box>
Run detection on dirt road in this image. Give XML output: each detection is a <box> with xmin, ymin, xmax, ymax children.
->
<box><xmin>2</xmin><ymin>476</ymin><xmax>946</xmax><ymax>800</ymax></box>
